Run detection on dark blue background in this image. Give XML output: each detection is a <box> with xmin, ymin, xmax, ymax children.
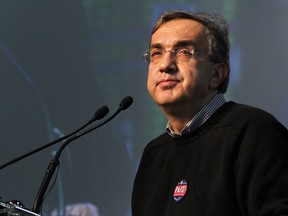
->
<box><xmin>1</xmin><ymin>1</ymin><xmax>287</xmax><ymax>215</ymax></box>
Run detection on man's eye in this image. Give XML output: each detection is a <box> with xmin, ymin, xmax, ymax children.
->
<box><xmin>177</xmin><ymin>48</ymin><xmax>192</xmax><ymax>56</ymax></box>
<box><xmin>151</xmin><ymin>50</ymin><xmax>163</xmax><ymax>57</ymax></box>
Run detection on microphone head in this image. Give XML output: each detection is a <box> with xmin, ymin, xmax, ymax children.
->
<box><xmin>119</xmin><ymin>96</ymin><xmax>133</xmax><ymax>110</ymax></box>
<box><xmin>94</xmin><ymin>106</ymin><xmax>109</xmax><ymax>120</ymax></box>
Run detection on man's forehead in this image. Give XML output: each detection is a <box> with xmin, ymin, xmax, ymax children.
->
<box><xmin>150</xmin><ymin>19</ymin><xmax>207</xmax><ymax>49</ymax></box>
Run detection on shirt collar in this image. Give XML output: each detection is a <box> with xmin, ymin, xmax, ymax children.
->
<box><xmin>166</xmin><ymin>93</ymin><xmax>227</xmax><ymax>137</ymax></box>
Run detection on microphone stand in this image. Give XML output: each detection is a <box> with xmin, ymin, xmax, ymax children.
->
<box><xmin>51</xmin><ymin>149</ymin><xmax>65</xmax><ymax>216</ymax></box>
<box><xmin>32</xmin><ymin>96</ymin><xmax>133</xmax><ymax>214</ymax></box>
<box><xmin>32</xmin><ymin>125</ymin><xmax>96</xmax><ymax>214</ymax></box>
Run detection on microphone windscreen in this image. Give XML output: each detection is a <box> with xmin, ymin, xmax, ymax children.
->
<box><xmin>94</xmin><ymin>106</ymin><xmax>109</xmax><ymax>120</ymax></box>
<box><xmin>119</xmin><ymin>96</ymin><xmax>133</xmax><ymax>110</ymax></box>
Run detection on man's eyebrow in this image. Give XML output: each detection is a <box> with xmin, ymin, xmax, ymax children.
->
<box><xmin>150</xmin><ymin>43</ymin><xmax>162</xmax><ymax>49</ymax></box>
<box><xmin>150</xmin><ymin>40</ymin><xmax>199</xmax><ymax>49</ymax></box>
<box><xmin>174</xmin><ymin>40</ymin><xmax>199</xmax><ymax>48</ymax></box>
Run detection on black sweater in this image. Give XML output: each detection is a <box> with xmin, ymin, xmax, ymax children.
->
<box><xmin>132</xmin><ymin>102</ymin><xmax>288</xmax><ymax>216</ymax></box>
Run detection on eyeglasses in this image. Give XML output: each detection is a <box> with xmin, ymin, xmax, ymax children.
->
<box><xmin>143</xmin><ymin>48</ymin><xmax>202</xmax><ymax>64</ymax></box>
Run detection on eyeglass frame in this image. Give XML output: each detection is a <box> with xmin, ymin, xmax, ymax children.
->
<box><xmin>142</xmin><ymin>47</ymin><xmax>210</xmax><ymax>64</ymax></box>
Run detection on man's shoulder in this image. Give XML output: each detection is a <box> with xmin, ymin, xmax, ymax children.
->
<box><xmin>220</xmin><ymin>101</ymin><xmax>286</xmax><ymax>130</ymax></box>
<box><xmin>225</xmin><ymin>102</ymin><xmax>277</xmax><ymax>121</ymax></box>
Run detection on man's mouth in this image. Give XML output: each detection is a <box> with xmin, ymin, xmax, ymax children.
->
<box><xmin>157</xmin><ymin>79</ymin><xmax>179</xmax><ymax>88</ymax></box>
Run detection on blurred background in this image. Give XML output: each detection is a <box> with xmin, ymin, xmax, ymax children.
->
<box><xmin>0</xmin><ymin>0</ymin><xmax>287</xmax><ymax>215</ymax></box>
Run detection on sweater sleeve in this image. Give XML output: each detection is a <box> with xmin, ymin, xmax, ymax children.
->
<box><xmin>234</xmin><ymin>116</ymin><xmax>288</xmax><ymax>216</ymax></box>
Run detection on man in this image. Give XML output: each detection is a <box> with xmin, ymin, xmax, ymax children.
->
<box><xmin>132</xmin><ymin>10</ymin><xmax>288</xmax><ymax>216</ymax></box>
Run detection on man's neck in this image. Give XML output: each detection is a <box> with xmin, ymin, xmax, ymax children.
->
<box><xmin>161</xmin><ymin>93</ymin><xmax>218</xmax><ymax>134</ymax></box>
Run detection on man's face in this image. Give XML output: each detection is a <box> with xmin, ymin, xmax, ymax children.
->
<box><xmin>147</xmin><ymin>19</ymin><xmax>216</xmax><ymax>111</ymax></box>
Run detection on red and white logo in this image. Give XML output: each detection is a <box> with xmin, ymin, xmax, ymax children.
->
<box><xmin>173</xmin><ymin>180</ymin><xmax>188</xmax><ymax>202</ymax></box>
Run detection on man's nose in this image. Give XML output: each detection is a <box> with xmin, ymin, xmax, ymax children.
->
<box><xmin>159</xmin><ymin>52</ymin><xmax>177</xmax><ymax>73</ymax></box>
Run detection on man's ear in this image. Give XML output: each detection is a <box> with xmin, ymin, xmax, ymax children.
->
<box><xmin>209</xmin><ymin>63</ymin><xmax>228</xmax><ymax>89</ymax></box>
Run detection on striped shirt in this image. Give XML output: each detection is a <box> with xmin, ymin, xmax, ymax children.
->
<box><xmin>166</xmin><ymin>93</ymin><xmax>227</xmax><ymax>137</ymax></box>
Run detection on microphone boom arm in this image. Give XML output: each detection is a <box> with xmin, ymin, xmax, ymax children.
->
<box><xmin>0</xmin><ymin>106</ymin><xmax>109</xmax><ymax>170</ymax></box>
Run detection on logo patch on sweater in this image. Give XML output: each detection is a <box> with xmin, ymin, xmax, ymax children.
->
<box><xmin>173</xmin><ymin>180</ymin><xmax>188</xmax><ymax>202</ymax></box>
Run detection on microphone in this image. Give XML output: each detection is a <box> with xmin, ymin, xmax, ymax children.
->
<box><xmin>32</xmin><ymin>96</ymin><xmax>133</xmax><ymax>214</ymax></box>
<box><xmin>54</xmin><ymin>96</ymin><xmax>133</xmax><ymax>160</ymax></box>
<box><xmin>119</xmin><ymin>96</ymin><xmax>134</xmax><ymax>110</ymax></box>
<box><xmin>0</xmin><ymin>106</ymin><xmax>109</xmax><ymax>170</ymax></box>
<box><xmin>89</xmin><ymin>105</ymin><xmax>110</xmax><ymax>122</ymax></box>
<box><xmin>71</xmin><ymin>96</ymin><xmax>133</xmax><ymax>141</ymax></box>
